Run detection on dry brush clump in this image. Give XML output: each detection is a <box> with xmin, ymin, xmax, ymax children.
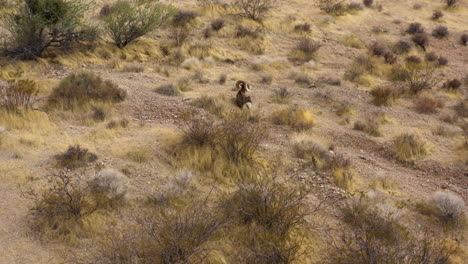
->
<box><xmin>370</xmin><ymin>86</ymin><xmax>402</xmax><ymax>106</ymax></box>
<box><xmin>55</xmin><ymin>145</ymin><xmax>98</xmax><ymax>169</ymax></box>
<box><xmin>24</xmin><ymin>169</ymin><xmax>127</xmax><ymax>240</ymax></box>
<box><xmin>432</xmin><ymin>10</ymin><xmax>444</xmax><ymax>20</ymax></box>
<box><xmin>353</xmin><ymin>117</ymin><xmax>382</xmax><ymax>137</ymax></box>
<box><xmin>326</xmin><ymin>194</ymin><xmax>460</xmax><ymax>264</ymax></box>
<box><xmin>0</xmin><ymin>79</ymin><xmax>38</xmax><ymax>113</ymax></box>
<box><xmin>432</xmin><ymin>26</ymin><xmax>449</xmax><ymax>39</ymax></box>
<box><xmin>430</xmin><ymin>191</ymin><xmax>466</xmax><ymax>228</ymax></box>
<box><xmin>391</xmin><ymin>61</ymin><xmax>439</xmax><ymax>94</ymax></box>
<box><xmin>293</xmin><ymin>38</ymin><xmax>321</xmax><ymax>61</ymax></box>
<box><xmin>392</xmin><ymin>133</ymin><xmax>428</xmax><ymax>164</ymax></box>
<box><xmin>272</xmin><ymin>87</ymin><xmax>292</xmax><ymax>104</ymax></box>
<box><xmin>90</xmin><ymin>204</ymin><xmax>224</xmax><ymax>264</ymax></box>
<box><xmin>272</xmin><ymin>106</ymin><xmax>316</xmax><ymax>131</ymax></box>
<box><xmin>222</xmin><ymin>179</ymin><xmax>313</xmax><ymax>263</ymax></box>
<box><xmin>48</xmin><ymin>72</ymin><xmax>127</xmax><ymax>110</ymax></box>
<box><xmin>232</xmin><ymin>0</ymin><xmax>277</xmax><ymax>21</ymax></box>
<box><xmin>173</xmin><ymin>112</ymin><xmax>268</xmax><ymax>182</ymax></box>
<box><xmin>414</xmin><ymin>96</ymin><xmax>444</xmax><ymax>114</ymax></box>
<box><xmin>442</xmin><ymin>79</ymin><xmax>462</xmax><ymax>91</ymax></box>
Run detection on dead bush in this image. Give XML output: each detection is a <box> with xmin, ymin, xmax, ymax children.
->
<box><xmin>370</xmin><ymin>41</ymin><xmax>389</xmax><ymax>57</ymax></box>
<box><xmin>24</xmin><ymin>170</ymin><xmax>98</xmax><ymax>238</ymax></box>
<box><xmin>261</xmin><ymin>74</ymin><xmax>273</xmax><ymax>84</ymax></box>
<box><xmin>211</xmin><ymin>18</ymin><xmax>225</xmax><ymax>31</ymax></box>
<box><xmin>272</xmin><ymin>107</ymin><xmax>316</xmax><ymax>131</ymax></box>
<box><xmin>432</xmin><ymin>10</ymin><xmax>444</xmax><ymax>20</ymax></box>
<box><xmin>48</xmin><ymin>72</ymin><xmax>126</xmax><ymax>110</ymax></box>
<box><xmin>272</xmin><ymin>88</ymin><xmax>292</xmax><ymax>104</ymax></box>
<box><xmin>398</xmin><ymin>62</ymin><xmax>439</xmax><ymax>94</ymax></box>
<box><xmin>293</xmin><ymin>138</ymin><xmax>331</xmax><ymax>169</ymax></box>
<box><xmin>406</xmin><ymin>55</ymin><xmax>422</xmax><ymax>64</ymax></box>
<box><xmin>406</xmin><ymin>22</ymin><xmax>425</xmax><ymax>35</ymax></box>
<box><xmin>191</xmin><ymin>95</ymin><xmax>229</xmax><ymax>118</ymax></box>
<box><xmin>218</xmin><ymin>113</ymin><xmax>267</xmax><ymax>164</ymax></box>
<box><xmin>294</xmin><ymin>23</ymin><xmax>312</xmax><ymax>33</ymax></box>
<box><xmin>155</xmin><ymin>84</ymin><xmax>181</xmax><ymax>96</ymax></box>
<box><xmin>432</xmin><ymin>26</ymin><xmax>449</xmax><ymax>39</ymax></box>
<box><xmin>90</xmin><ymin>169</ymin><xmax>129</xmax><ymax>208</ymax></box>
<box><xmin>438</xmin><ymin>56</ymin><xmax>448</xmax><ymax>66</ymax></box>
<box><xmin>318</xmin><ymin>0</ymin><xmax>346</xmax><ymax>16</ymax></box>
<box><xmin>383</xmin><ymin>52</ymin><xmax>397</xmax><ymax>64</ymax></box>
<box><xmin>172</xmin><ymin>10</ymin><xmax>199</xmax><ymax>27</ymax></box>
<box><xmin>235</xmin><ymin>228</ymin><xmax>304</xmax><ymax>264</ymax></box>
<box><xmin>393</xmin><ymin>133</ymin><xmax>428</xmax><ymax>164</ymax></box>
<box><xmin>99</xmin><ymin>4</ymin><xmax>114</xmax><ymax>17</ymax></box>
<box><xmin>370</xmin><ymin>86</ymin><xmax>401</xmax><ymax>106</ymax></box>
<box><xmin>412</xmin><ymin>33</ymin><xmax>429</xmax><ymax>51</ymax></box>
<box><xmin>55</xmin><ymin>145</ymin><xmax>98</xmax><ymax>169</ymax></box>
<box><xmin>394</xmin><ymin>40</ymin><xmax>412</xmax><ymax>54</ymax></box>
<box><xmin>180</xmin><ymin>111</ymin><xmax>218</xmax><ymax>146</ymax></box>
<box><xmin>442</xmin><ymin>79</ymin><xmax>461</xmax><ymax>91</ymax></box>
<box><xmin>218</xmin><ymin>73</ymin><xmax>227</xmax><ymax>84</ymax></box>
<box><xmin>327</xmin><ymin>195</ymin><xmax>459</xmax><ymax>264</ymax></box>
<box><xmin>363</xmin><ymin>0</ymin><xmax>373</xmax><ymax>7</ymax></box>
<box><xmin>235</xmin><ymin>25</ymin><xmax>262</xmax><ymax>39</ymax></box>
<box><xmin>454</xmin><ymin>99</ymin><xmax>468</xmax><ymax>118</ymax></box>
<box><xmin>353</xmin><ymin>118</ymin><xmax>382</xmax><ymax>137</ymax></box>
<box><xmin>425</xmin><ymin>52</ymin><xmax>438</xmax><ymax>62</ymax></box>
<box><xmin>0</xmin><ymin>79</ymin><xmax>38</xmax><ymax>112</ymax></box>
<box><xmin>414</xmin><ymin>96</ymin><xmax>444</xmax><ymax>114</ymax></box>
<box><xmin>444</xmin><ymin>0</ymin><xmax>458</xmax><ymax>8</ymax></box>
<box><xmin>294</xmin><ymin>38</ymin><xmax>321</xmax><ymax>60</ymax></box>
<box><xmin>431</xmin><ymin>191</ymin><xmax>465</xmax><ymax>227</ymax></box>
<box><xmin>461</xmin><ymin>34</ymin><xmax>468</xmax><ymax>46</ymax></box>
<box><xmin>223</xmin><ymin>180</ymin><xmax>310</xmax><ymax>237</ymax></box>
<box><xmin>232</xmin><ymin>0</ymin><xmax>277</xmax><ymax>21</ymax></box>
<box><xmin>94</xmin><ymin>204</ymin><xmax>223</xmax><ymax>264</ymax></box>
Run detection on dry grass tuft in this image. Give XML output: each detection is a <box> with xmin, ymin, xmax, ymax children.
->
<box><xmin>272</xmin><ymin>107</ymin><xmax>316</xmax><ymax>131</ymax></box>
<box><xmin>392</xmin><ymin>133</ymin><xmax>428</xmax><ymax>164</ymax></box>
<box><xmin>353</xmin><ymin>118</ymin><xmax>382</xmax><ymax>137</ymax></box>
<box><xmin>370</xmin><ymin>86</ymin><xmax>401</xmax><ymax>106</ymax></box>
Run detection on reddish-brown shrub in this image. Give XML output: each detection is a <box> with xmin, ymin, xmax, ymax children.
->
<box><xmin>407</xmin><ymin>23</ymin><xmax>425</xmax><ymax>34</ymax></box>
<box><xmin>432</xmin><ymin>26</ymin><xmax>449</xmax><ymax>39</ymax></box>
<box><xmin>412</xmin><ymin>33</ymin><xmax>429</xmax><ymax>51</ymax></box>
<box><xmin>414</xmin><ymin>96</ymin><xmax>444</xmax><ymax>114</ymax></box>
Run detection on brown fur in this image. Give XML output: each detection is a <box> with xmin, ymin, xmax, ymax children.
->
<box><xmin>235</xmin><ymin>80</ymin><xmax>252</xmax><ymax>109</ymax></box>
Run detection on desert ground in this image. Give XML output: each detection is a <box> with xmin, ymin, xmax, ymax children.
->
<box><xmin>0</xmin><ymin>0</ymin><xmax>467</xmax><ymax>263</ymax></box>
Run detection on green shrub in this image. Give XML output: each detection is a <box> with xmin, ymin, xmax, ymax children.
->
<box><xmin>104</xmin><ymin>0</ymin><xmax>174</xmax><ymax>48</ymax></box>
<box><xmin>4</xmin><ymin>0</ymin><xmax>94</xmax><ymax>59</ymax></box>
<box><xmin>48</xmin><ymin>72</ymin><xmax>127</xmax><ymax>109</ymax></box>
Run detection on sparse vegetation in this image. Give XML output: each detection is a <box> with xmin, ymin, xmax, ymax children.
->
<box><xmin>232</xmin><ymin>0</ymin><xmax>277</xmax><ymax>21</ymax></box>
<box><xmin>432</xmin><ymin>10</ymin><xmax>444</xmax><ymax>20</ymax></box>
<box><xmin>363</xmin><ymin>0</ymin><xmax>373</xmax><ymax>7</ymax></box>
<box><xmin>394</xmin><ymin>39</ymin><xmax>412</xmax><ymax>54</ymax></box>
<box><xmin>432</xmin><ymin>26</ymin><xmax>449</xmax><ymax>39</ymax></box>
<box><xmin>55</xmin><ymin>145</ymin><xmax>98</xmax><ymax>169</ymax></box>
<box><xmin>370</xmin><ymin>86</ymin><xmax>401</xmax><ymax>106</ymax></box>
<box><xmin>414</xmin><ymin>96</ymin><xmax>444</xmax><ymax>114</ymax></box>
<box><xmin>444</xmin><ymin>0</ymin><xmax>459</xmax><ymax>8</ymax></box>
<box><xmin>431</xmin><ymin>191</ymin><xmax>465</xmax><ymax>227</ymax></box>
<box><xmin>412</xmin><ymin>33</ymin><xmax>429</xmax><ymax>51</ymax></box>
<box><xmin>318</xmin><ymin>0</ymin><xmax>346</xmax><ymax>16</ymax></box>
<box><xmin>272</xmin><ymin>88</ymin><xmax>292</xmax><ymax>104</ymax></box>
<box><xmin>406</xmin><ymin>23</ymin><xmax>425</xmax><ymax>35</ymax></box>
<box><xmin>353</xmin><ymin>117</ymin><xmax>382</xmax><ymax>136</ymax></box>
<box><xmin>48</xmin><ymin>72</ymin><xmax>126</xmax><ymax>109</ymax></box>
<box><xmin>442</xmin><ymin>79</ymin><xmax>461</xmax><ymax>91</ymax></box>
<box><xmin>0</xmin><ymin>79</ymin><xmax>38</xmax><ymax>112</ymax></box>
<box><xmin>293</xmin><ymin>38</ymin><xmax>321</xmax><ymax>61</ymax></box>
<box><xmin>461</xmin><ymin>34</ymin><xmax>468</xmax><ymax>46</ymax></box>
<box><xmin>104</xmin><ymin>0</ymin><xmax>174</xmax><ymax>48</ymax></box>
<box><xmin>294</xmin><ymin>23</ymin><xmax>312</xmax><ymax>33</ymax></box>
<box><xmin>272</xmin><ymin>107</ymin><xmax>316</xmax><ymax>130</ymax></box>
<box><xmin>393</xmin><ymin>133</ymin><xmax>428</xmax><ymax>164</ymax></box>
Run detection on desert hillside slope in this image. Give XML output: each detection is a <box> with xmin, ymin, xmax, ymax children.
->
<box><xmin>0</xmin><ymin>0</ymin><xmax>467</xmax><ymax>263</ymax></box>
